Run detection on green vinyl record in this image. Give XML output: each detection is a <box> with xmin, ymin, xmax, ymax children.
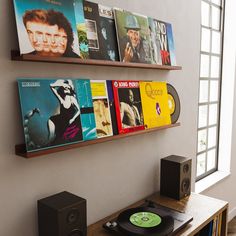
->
<box><xmin>129</xmin><ymin>212</ymin><xmax>162</xmax><ymax>228</ymax></box>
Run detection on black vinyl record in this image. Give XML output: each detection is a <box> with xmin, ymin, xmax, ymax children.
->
<box><xmin>167</xmin><ymin>84</ymin><xmax>180</xmax><ymax>124</ymax></box>
<box><xmin>117</xmin><ymin>207</ymin><xmax>174</xmax><ymax>236</ymax></box>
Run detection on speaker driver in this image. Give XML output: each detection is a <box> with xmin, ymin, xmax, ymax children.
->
<box><xmin>68</xmin><ymin>229</ymin><xmax>82</xmax><ymax>236</ymax></box>
<box><xmin>181</xmin><ymin>178</ymin><xmax>190</xmax><ymax>193</ymax></box>
<box><xmin>183</xmin><ymin>164</ymin><xmax>189</xmax><ymax>173</ymax></box>
<box><xmin>67</xmin><ymin>209</ymin><xmax>79</xmax><ymax>224</ymax></box>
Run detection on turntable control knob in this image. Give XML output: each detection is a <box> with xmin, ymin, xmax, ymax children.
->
<box><xmin>105</xmin><ymin>222</ymin><xmax>112</xmax><ymax>227</ymax></box>
<box><xmin>111</xmin><ymin>222</ymin><xmax>117</xmax><ymax>227</ymax></box>
<box><xmin>105</xmin><ymin>221</ymin><xmax>117</xmax><ymax>228</ymax></box>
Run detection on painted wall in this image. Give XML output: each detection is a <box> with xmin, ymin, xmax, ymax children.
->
<box><xmin>1</xmin><ymin>0</ymin><xmax>234</xmax><ymax>235</ymax></box>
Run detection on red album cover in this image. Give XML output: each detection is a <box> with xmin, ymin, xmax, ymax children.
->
<box><xmin>112</xmin><ymin>80</ymin><xmax>145</xmax><ymax>134</ymax></box>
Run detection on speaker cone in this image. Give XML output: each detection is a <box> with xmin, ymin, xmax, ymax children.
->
<box><xmin>67</xmin><ymin>209</ymin><xmax>79</xmax><ymax>224</ymax></box>
<box><xmin>181</xmin><ymin>178</ymin><xmax>190</xmax><ymax>193</ymax></box>
<box><xmin>68</xmin><ymin>229</ymin><xmax>82</xmax><ymax>236</ymax></box>
<box><xmin>183</xmin><ymin>164</ymin><xmax>189</xmax><ymax>173</ymax></box>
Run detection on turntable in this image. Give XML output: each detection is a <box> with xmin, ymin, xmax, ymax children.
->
<box><xmin>103</xmin><ymin>200</ymin><xmax>193</xmax><ymax>236</ymax></box>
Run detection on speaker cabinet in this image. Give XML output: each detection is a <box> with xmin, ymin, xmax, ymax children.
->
<box><xmin>38</xmin><ymin>191</ymin><xmax>87</xmax><ymax>236</ymax></box>
<box><xmin>160</xmin><ymin>155</ymin><xmax>191</xmax><ymax>200</ymax></box>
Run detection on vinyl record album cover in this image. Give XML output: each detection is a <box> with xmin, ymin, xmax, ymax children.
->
<box><xmin>17</xmin><ymin>79</ymin><xmax>84</xmax><ymax>152</ymax></box>
<box><xmin>140</xmin><ymin>81</ymin><xmax>171</xmax><ymax>129</ymax></box>
<box><xmin>154</xmin><ymin>19</ymin><xmax>171</xmax><ymax>65</ymax></box>
<box><xmin>74</xmin><ymin>79</ymin><xmax>97</xmax><ymax>141</ymax></box>
<box><xmin>74</xmin><ymin>0</ymin><xmax>90</xmax><ymax>59</ymax></box>
<box><xmin>13</xmin><ymin>0</ymin><xmax>81</xmax><ymax>58</ymax></box>
<box><xmin>90</xmin><ymin>80</ymin><xmax>113</xmax><ymax>138</ymax></box>
<box><xmin>148</xmin><ymin>17</ymin><xmax>162</xmax><ymax>65</ymax></box>
<box><xmin>113</xmin><ymin>8</ymin><xmax>152</xmax><ymax>64</ymax></box>
<box><xmin>98</xmin><ymin>4</ymin><xmax>119</xmax><ymax>61</ymax></box>
<box><xmin>166</xmin><ymin>23</ymin><xmax>177</xmax><ymax>66</ymax></box>
<box><xmin>106</xmin><ymin>80</ymin><xmax>118</xmax><ymax>135</ymax></box>
<box><xmin>112</xmin><ymin>80</ymin><xmax>145</xmax><ymax>134</ymax></box>
<box><xmin>83</xmin><ymin>1</ymin><xmax>106</xmax><ymax>60</ymax></box>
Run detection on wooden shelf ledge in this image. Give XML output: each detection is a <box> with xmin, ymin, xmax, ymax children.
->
<box><xmin>15</xmin><ymin>123</ymin><xmax>180</xmax><ymax>158</ymax></box>
<box><xmin>11</xmin><ymin>50</ymin><xmax>182</xmax><ymax>70</ymax></box>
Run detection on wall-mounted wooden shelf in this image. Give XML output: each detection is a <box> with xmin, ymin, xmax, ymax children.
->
<box><xmin>15</xmin><ymin>123</ymin><xmax>180</xmax><ymax>158</ymax></box>
<box><xmin>11</xmin><ymin>50</ymin><xmax>182</xmax><ymax>70</ymax></box>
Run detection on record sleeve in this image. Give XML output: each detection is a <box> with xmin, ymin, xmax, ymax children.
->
<box><xmin>17</xmin><ymin>79</ymin><xmax>84</xmax><ymax>152</ymax></box>
<box><xmin>74</xmin><ymin>0</ymin><xmax>90</xmax><ymax>59</ymax></box>
<box><xmin>113</xmin><ymin>8</ymin><xmax>152</xmax><ymax>64</ymax></box>
<box><xmin>148</xmin><ymin>17</ymin><xmax>162</xmax><ymax>65</ymax></box>
<box><xmin>166</xmin><ymin>23</ymin><xmax>177</xmax><ymax>66</ymax></box>
<box><xmin>83</xmin><ymin>1</ymin><xmax>106</xmax><ymax>60</ymax></box>
<box><xmin>148</xmin><ymin>18</ymin><xmax>171</xmax><ymax>65</ymax></box>
<box><xmin>98</xmin><ymin>4</ymin><xmax>119</xmax><ymax>61</ymax></box>
<box><xmin>112</xmin><ymin>81</ymin><xmax>145</xmax><ymax>134</ymax></box>
<box><xmin>90</xmin><ymin>80</ymin><xmax>113</xmax><ymax>138</ymax></box>
<box><xmin>75</xmin><ymin>79</ymin><xmax>97</xmax><ymax>141</ymax></box>
<box><xmin>140</xmin><ymin>81</ymin><xmax>171</xmax><ymax>129</ymax></box>
<box><xmin>106</xmin><ymin>80</ymin><xmax>118</xmax><ymax>135</ymax></box>
<box><xmin>13</xmin><ymin>0</ymin><xmax>80</xmax><ymax>58</ymax></box>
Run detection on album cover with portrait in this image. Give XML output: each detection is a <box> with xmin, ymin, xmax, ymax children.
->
<box><xmin>74</xmin><ymin>0</ymin><xmax>90</xmax><ymax>59</ymax></box>
<box><xmin>112</xmin><ymin>80</ymin><xmax>145</xmax><ymax>134</ymax></box>
<box><xmin>13</xmin><ymin>0</ymin><xmax>81</xmax><ymax>58</ymax></box>
<box><xmin>17</xmin><ymin>78</ymin><xmax>84</xmax><ymax>152</ymax></box>
<box><xmin>74</xmin><ymin>79</ymin><xmax>97</xmax><ymax>141</ymax></box>
<box><xmin>139</xmin><ymin>81</ymin><xmax>171</xmax><ymax>129</ymax></box>
<box><xmin>113</xmin><ymin>8</ymin><xmax>152</xmax><ymax>64</ymax></box>
<box><xmin>98</xmin><ymin>4</ymin><xmax>119</xmax><ymax>61</ymax></box>
<box><xmin>90</xmin><ymin>80</ymin><xmax>113</xmax><ymax>138</ymax></box>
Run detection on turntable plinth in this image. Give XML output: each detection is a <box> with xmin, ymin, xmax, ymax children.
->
<box><xmin>87</xmin><ymin>192</ymin><xmax>228</xmax><ymax>236</ymax></box>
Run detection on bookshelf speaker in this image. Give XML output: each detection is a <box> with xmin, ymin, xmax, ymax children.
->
<box><xmin>160</xmin><ymin>155</ymin><xmax>192</xmax><ymax>200</ymax></box>
<box><xmin>38</xmin><ymin>191</ymin><xmax>87</xmax><ymax>236</ymax></box>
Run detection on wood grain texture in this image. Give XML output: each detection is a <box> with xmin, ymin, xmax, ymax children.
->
<box><xmin>15</xmin><ymin>123</ymin><xmax>180</xmax><ymax>158</ymax></box>
<box><xmin>11</xmin><ymin>50</ymin><xmax>182</xmax><ymax>70</ymax></box>
<box><xmin>87</xmin><ymin>192</ymin><xmax>228</xmax><ymax>236</ymax></box>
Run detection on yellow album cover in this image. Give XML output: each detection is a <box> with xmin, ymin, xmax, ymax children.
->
<box><xmin>140</xmin><ymin>81</ymin><xmax>171</xmax><ymax>129</ymax></box>
<box><xmin>91</xmin><ymin>80</ymin><xmax>113</xmax><ymax>138</ymax></box>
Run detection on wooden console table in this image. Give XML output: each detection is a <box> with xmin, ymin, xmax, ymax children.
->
<box><xmin>87</xmin><ymin>192</ymin><xmax>228</xmax><ymax>236</ymax></box>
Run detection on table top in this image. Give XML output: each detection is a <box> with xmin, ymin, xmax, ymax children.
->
<box><xmin>87</xmin><ymin>192</ymin><xmax>228</xmax><ymax>236</ymax></box>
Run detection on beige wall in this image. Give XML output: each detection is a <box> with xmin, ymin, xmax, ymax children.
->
<box><xmin>1</xmin><ymin>0</ymin><xmax>235</xmax><ymax>235</ymax></box>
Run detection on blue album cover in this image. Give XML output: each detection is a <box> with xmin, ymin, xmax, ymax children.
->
<box><xmin>13</xmin><ymin>0</ymin><xmax>81</xmax><ymax>58</ymax></box>
<box><xmin>17</xmin><ymin>79</ymin><xmax>84</xmax><ymax>152</ymax></box>
<box><xmin>166</xmin><ymin>23</ymin><xmax>177</xmax><ymax>66</ymax></box>
<box><xmin>75</xmin><ymin>79</ymin><xmax>97</xmax><ymax>141</ymax></box>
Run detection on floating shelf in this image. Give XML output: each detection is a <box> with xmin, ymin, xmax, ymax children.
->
<box><xmin>11</xmin><ymin>50</ymin><xmax>182</xmax><ymax>70</ymax></box>
<box><xmin>15</xmin><ymin>123</ymin><xmax>180</xmax><ymax>158</ymax></box>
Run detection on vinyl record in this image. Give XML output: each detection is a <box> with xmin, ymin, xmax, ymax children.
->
<box><xmin>167</xmin><ymin>84</ymin><xmax>180</xmax><ymax>124</ymax></box>
<box><xmin>117</xmin><ymin>207</ymin><xmax>174</xmax><ymax>236</ymax></box>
